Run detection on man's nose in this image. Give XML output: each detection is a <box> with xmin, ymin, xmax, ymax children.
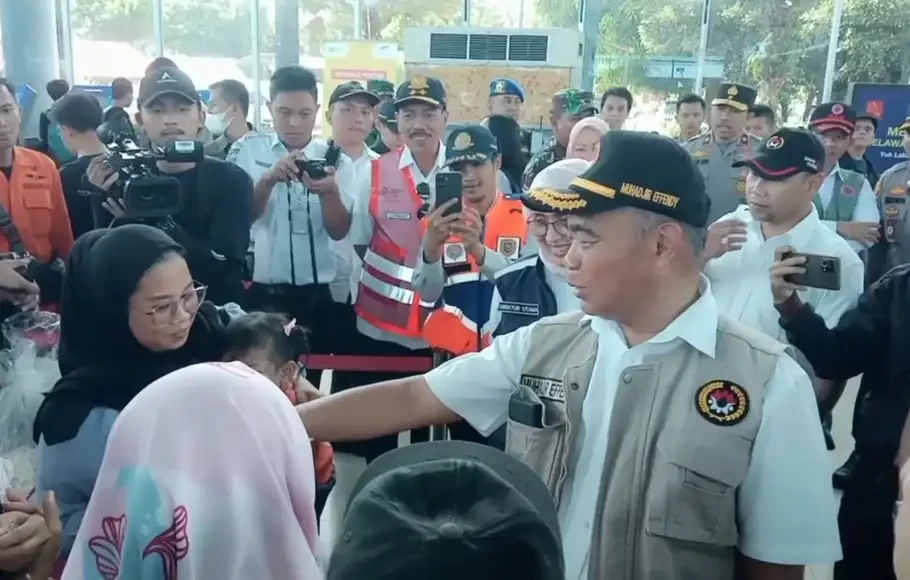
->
<box><xmin>565</xmin><ymin>240</ymin><xmax>583</xmax><ymax>268</ymax></box>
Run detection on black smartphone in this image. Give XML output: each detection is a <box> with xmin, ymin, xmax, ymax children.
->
<box><xmin>782</xmin><ymin>251</ymin><xmax>841</xmax><ymax>291</ymax></box>
<box><xmin>435</xmin><ymin>171</ymin><xmax>463</xmax><ymax>217</ymax></box>
<box><xmin>509</xmin><ymin>396</ymin><xmax>544</xmax><ymax>428</ymax></box>
<box><xmin>296</xmin><ymin>158</ymin><xmax>328</xmax><ymax>180</ymax></box>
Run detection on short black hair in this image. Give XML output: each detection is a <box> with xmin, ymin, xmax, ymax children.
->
<box><xmin>145</xmin><ymin>57</ymin><xmax>178</xmax><ymax>76</ymax></box>
<box><xmin>269</xmin><ymin>66</ymin><xmax>318</xmax><ymax>102</ymax></box>
<box><xmin>50</xmin><ymin>93</ymin><xmax>104</xmax><ymax>133</ymax></box>
<box><xmin>601</xmin><ymin>86</ymin><xmax>633</xmax><ymax>110</ymax></box>
<box><xmin>749</xmin><ymin>104</ymin><xmax>775</xmax><ymax>125</ymax></box>
<box><xmin>111</xmin><ymin>78</ymin><xmax>133</xmax><ymax>100</ymax></box>
<box><xmin>46</xmin><ymin>79</ymin><xmax>70</xmax><ymax>101</ymax></box>
<box><xmin>223</xmin><ymin>311</ymin><xmax>310</xmax><ymax>367</ymax></box>
<box><xmin>0</xmin><ymin>78</ymin><xmax>16</xmax><ymax>101</ymax></box>
<box><xmin>676</xmin><ymin>93</ymin><xmax>706</xmax><ymax>113</ymax></box>
<box><xmin>210</xmin><ymin>79</ymin><xmax>250</xmax><ymax>118</ymax></box>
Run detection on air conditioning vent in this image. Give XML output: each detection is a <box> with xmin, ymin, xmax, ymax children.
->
<box><xmin>469</xmin><ymin>34</ymin><xmax>508</xmax><ymax>60</ymax></box>
<box><xmin>508</xmin><ymin>35</ymin><xmax>549</xmax><ymax>62</ymax></box>
<box><xmin>429</xmin><ymin>33</ymin><xmax>468</xmax><ymax>59</ymax></box>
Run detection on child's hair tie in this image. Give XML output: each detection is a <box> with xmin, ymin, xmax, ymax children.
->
<box><xmin>284</xmin><ymin>318</ymin><xmax>297</xmax><ymax>337</ymax></box>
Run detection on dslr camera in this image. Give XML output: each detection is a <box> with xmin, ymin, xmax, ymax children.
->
<box><xmin>295</xmin><ymin>141</ymin><xmax>341</xmax><ymax>180</ymax></box>
<box><xmin>106</xmin><ymin>138</ymin><xmax>204</xmax><ymax>219</ymax></box>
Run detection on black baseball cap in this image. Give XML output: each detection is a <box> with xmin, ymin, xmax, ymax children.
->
<box><xmin>445</xmin><ymin>125</ymin><xmax>499</xmax><ymax>166</ymax></box>
<box><xmin>855</xmin><ymin>111</ymin><xmax>879</xmax><ymax>130</ymax></box>
<box><xmin>137</xmin><ymin>67</ymin><xmax>199</xmax><ymax>107</ymax></box>
<box><xmin>809</xmin><ymin>102</ymin><xmax>856</xmax><ymax>135</ymax></box>
<box><xmin>367</xmin><ymin>79</ymin><xmax>395</xmax><ymax>98</ymax></box>
<box><xmin>732</xmin><ymin>128</ymin><xmax>824</xmax><ymax>181</ymax></box>
<box><xmin>553</xmin><ymin>88</ymin><xmax>598</xmax><ymax>117</ymax></box>
<box><xmin>394</xmin><ymin>76</ymin><xmax>447</xmax><ymax>110</ymax></box>
<box><xmin>377</xmin><ymin>100</ymin><xmax>397</xmax><ymax>131</ymax></box>
<box><xmin>327</xmin><ymin>441</ymin><xmax>564</xmax><ymax>580</ymax></box>
<box><xmin>712</xmin><ymin>82</ymin><xmax>757</xmax><ymax>112</ymax></box>
<box><xmin>329</xmin><ymin>81</ymin><xmax>380</xmax><ymax>107</ymax></box>
<box><xmin>524</xmin><ymin>131</ymin><xmax>710</xmax><ymax>227</ymax></box>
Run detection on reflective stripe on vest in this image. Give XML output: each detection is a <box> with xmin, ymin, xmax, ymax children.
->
<box><xmin>355</xmin><ymin>150</ymin><xmax>435</xmax><ymax>338</ymax></box>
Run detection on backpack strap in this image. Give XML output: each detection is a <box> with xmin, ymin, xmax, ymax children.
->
<box><xmin>0</xmin><ymin>202</ymin><xmax>29</xmax><ymax>256</ymax></box>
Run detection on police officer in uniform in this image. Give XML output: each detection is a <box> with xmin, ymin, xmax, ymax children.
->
<box><xmin>871</xmin><ymin>110</ymin><xmax>910</xmax><ymax>278</ymax></box>
<box><xmin>683</xmin><ymin>82</ymin><xmax>760</xmax><ymax>222</ymax></box>
<box><xmin>487</xmin><ymin>78</ymin><xmax>531</xmax><ymax>156</ymax></box>
<box><xmin>300</xmin><ymin>131</ymin><xmax>842</xmax><ymax>579</ymax></box>
<box><xmin>366</xmin><ymin>79</ymin><xmax>395</xmax><ymax>153</ymax></box>
<box><xmin>521</xmin><ymin>89</ymin><xmax>597</xmax><ymax>192</ymax></box>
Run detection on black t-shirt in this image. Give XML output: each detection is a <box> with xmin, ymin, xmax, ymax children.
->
<box><xmin>60</xmin><ymin>154</ymin><xmax>101</xmax><ymax>238</ymax></box>
<box><xmin>88</xmin><ymin>157</ymin><xmax>253</xmax><ymax>305</ymax></box>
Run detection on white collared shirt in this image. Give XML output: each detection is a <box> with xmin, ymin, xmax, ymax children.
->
<box><xmin>228</xmin><ymin>132</ymin><xmax>354</xmax><ymax>286</ymax></box>
<box><xmin>347</xmin><ymin>142</ymin><xmax>447</xmax><ymax>348</ymax></box>
<box><xmin>330</xmin><ymin>146</ymin><xmax>380</xmax><ymax>303</ymax></box>
<box><xmin>706</xmin><ymin>205</ymin><xmax>864</xmax><ymax>341</ymax></box>
<box><xmin>817</xmin><ymin>167</ymin><xmax>880</xmax><ymax>252</ymax></box>
<box><xmin>426</xmin><ymin>277</ymin><xmax>841</xmax><ymax>577</ymax></box>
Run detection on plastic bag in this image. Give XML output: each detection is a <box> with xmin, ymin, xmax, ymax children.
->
<box><xmin>0</xmin><ymin>310</ymin><xmax>61</xmax><ymax>491</ymax></box>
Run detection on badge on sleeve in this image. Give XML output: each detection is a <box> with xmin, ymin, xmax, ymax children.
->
<box><xmin>695</xmin><ymin>380</ymin><xmax>749</xmax><ymax>426</ymax></box>
<box><xmin>496</xmin><ymin>236</ymin><xmax>521</xmax><ymax>259</ymax></box>
<box><xmin>443</xmin><ymin>242</ymin><xmax>468</xmax><ymax>266</ymax></box>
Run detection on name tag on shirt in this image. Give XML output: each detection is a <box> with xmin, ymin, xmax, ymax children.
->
<box><xmin>255</xmin><ymin>160</ymin><xmax>272</xmax><ymax>168</ymax></box>
<box><xmin>386</xmin><ymin>211</ymin><xmax>412</xmax><ymax>220</ymax></box>
<box><xmin>520</xmin><ymin>374</ymin><xmax>566</xmax><ymax>403</ymax></box>
<box><xmin>499</xmin><ymin>301</ymin><xmax>540</xmax><ymax>316</ymax></box>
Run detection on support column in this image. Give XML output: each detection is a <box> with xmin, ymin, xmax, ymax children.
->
<box><xmin>0</xmin><ymin>0</ymin><xmax>60</xmax><ymax>138</ymax></box>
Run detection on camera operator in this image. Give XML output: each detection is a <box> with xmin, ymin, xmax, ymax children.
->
<box><xmin>228</xmin><ymin>65</ymin><xmax>352</xmax><ymax>386</ymax></box>
<box><xmin>83</xmin><ymin>67</ymin><xmax>253</xmax><ymax>305</ymax></box>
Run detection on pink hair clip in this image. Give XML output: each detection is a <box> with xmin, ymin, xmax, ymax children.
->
<box><xmin>284</xmin><ymin>318</ymin><xmax>297</xmax><ymax>337</ymax></box>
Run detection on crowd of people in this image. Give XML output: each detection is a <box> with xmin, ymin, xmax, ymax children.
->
<box><xmin>0</xmin><ymin>52</ymin><xmax>904</xmax><ymax>580</ymax></box>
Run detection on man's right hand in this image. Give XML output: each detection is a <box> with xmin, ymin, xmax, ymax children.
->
<box><xmin>421</xmin><ymin>199</ymin><xmax>460</xmax><ymax>263</ymax></box>
<box><xmin>265</xmin><ymin>153</ymin><xmax>302</xmax><ymax>184</ymax></box>
<box><xmin>770</xmin><ymin>245</ymin><xmax>808</xmax><ymax>304</ymax></box>
<box><xmin>704</xmin><ymin>219</ymin><xmax>748</xmax><ymax>260</ymax></box>
<box><xmin>86</xmin><ymin>155</ymin><xmax>120</xmax><ymax>191</ymax></box>
<box><xmin>837</xmin><ymin>221</ymin><xmax>880</xmax><ymax>244</ymax></box>
<box><xmin>0</xmin><ymin>259</ymin><xmax>39</xmax><ymax>309</ymax></box>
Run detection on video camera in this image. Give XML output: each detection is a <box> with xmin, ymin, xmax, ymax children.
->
<box><xmin>106</xmin><ymin>138</ymin><xmax>204</xmax><ymax>219</ymax></box>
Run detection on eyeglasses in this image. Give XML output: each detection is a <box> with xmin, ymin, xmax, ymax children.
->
<box><xmin>526</xmin><ymin>215</ymin><xmax>570</xmax><ymax>238</ymax></box>
<box><xmin>145</xmin><ymin>284</ymin><xmax>207</xmax><ymax>327</ymax></box>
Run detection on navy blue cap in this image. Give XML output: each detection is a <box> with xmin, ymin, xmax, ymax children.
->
<box><xmin>445</xmin><ymin>124</ymin><xmax>498</xmax><ymax>166</ymax></box>
<box><xmin>490</xmin><ymin>78</ymin><xmax>525</xmax><ymax>102</ymax></box>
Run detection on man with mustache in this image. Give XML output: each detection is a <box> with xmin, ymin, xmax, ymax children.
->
<box><xmin>683</xmin><ymin>82</ymin><xmax>761</xmax><ymax>223</ymax></box>
<box><xmin>85</xmin><ymin>67</ymin><xmax>253</xmax><ymax>305</ymax></box>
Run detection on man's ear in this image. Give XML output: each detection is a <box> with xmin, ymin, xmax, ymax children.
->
<box><xmin>443</xmin><ymin>109</ymin><xmax>449</xmax><ymax>125</ymax></box>
<box><xmin>492</xmin><ymin>154</ymin><xmax>502</xmax><ymax>172</ymax></box>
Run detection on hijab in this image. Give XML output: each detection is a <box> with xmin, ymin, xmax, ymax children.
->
<box><xmin>567</xmin><ymin>117</ymin><xmax>609</xmax><ymax>157</ymax></box>
<box><xmin>62</xmin><ymin>362</ymin><xmax>323</xmax><ymax>580</ymax></box>
<box><xmin>33</xmin><ymin>225</ymin><xmax>226</xmax><ymax>446</ymax></box>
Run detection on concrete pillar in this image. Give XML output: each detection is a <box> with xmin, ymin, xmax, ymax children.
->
<box><xmin>0</xmin><ymin>0</ymin><xmax>61</xmax><ymax>138</ymax></box>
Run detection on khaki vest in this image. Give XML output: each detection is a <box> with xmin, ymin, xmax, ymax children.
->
<box><xmin>505</xmin><ymin>311</ymin><xmax>788</xmax><ymax>580</ymax></box>
<box><xmin>813</xmin><ymin>168</ymin><xmax>865</xmax><ymax>221</ymax></box>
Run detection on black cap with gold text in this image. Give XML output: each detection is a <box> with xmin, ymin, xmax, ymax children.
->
<box><xmin>445</xmin><ymin>124</ymin><xmax>498</xmax><ymax>166</ymax></box>
<box><xmin>712</xmin><ymin>82</ymin><xmax>757</xmax><ymax>112</ymax></box>
<box><xmin>524</xmin><ymin>131</ymin><xmax>710</xmax><ymax>227</ymax></box>
<box><xmin>394</xmin><ymin>75</ymin><xmax>447</xmax><ymax>110</ymax></box>
<box><xmin>732</xmin><ymin>128</ymin><xmax>824</xmax><ymax>181</ymax></box>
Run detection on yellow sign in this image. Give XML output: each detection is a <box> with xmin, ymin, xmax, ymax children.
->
<box><xmin>321</xmin><ymin>41</ymin><xmax>401</xmax><ymax>139</ymax></box>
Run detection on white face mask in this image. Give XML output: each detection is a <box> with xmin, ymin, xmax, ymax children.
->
<box><xmin>205</xmin><ymin>110</ymin><xmax>231</xmax><ymax>135</ymax></box>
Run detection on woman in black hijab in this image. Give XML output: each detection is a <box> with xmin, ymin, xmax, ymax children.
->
<box><xmin>33</xmin><ymin>224</ymin><xmax>228</xmax><ymax>557</ymax></box>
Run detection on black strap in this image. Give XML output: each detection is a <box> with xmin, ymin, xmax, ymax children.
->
<box><xmin>0</xmin><ymin>201</ymin><xmax>28</xmax><ymax>255</ymax></box>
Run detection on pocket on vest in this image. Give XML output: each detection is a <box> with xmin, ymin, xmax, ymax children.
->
<box><xmin>23</xmin><ymin>190</ymin><xmax>53</xmax><ymax>236</ymax></box>
<box><xmin>505</xmin><ymin>386</ymin><xmax>567</xmax><ymax>495</ymax></box>
<box><xmin>645</xmin><ymin>435</ymin><xmax>751</xmax><ymax>547</ymax></box>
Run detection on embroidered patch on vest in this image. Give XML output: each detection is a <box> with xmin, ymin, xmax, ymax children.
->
<box><xmin>520</xmin><ymin>374</ymin><xmax>565</xmax><ymax>402</ymax></box>
<box><xmin>499</xmin><ymin>301</ymin><xmax>540</xmax><ymax>316</ymax></box>
<box><xmin>443</xmin><ymin>242</ymin><xmax>468</xmax><ymax>265</ymax></box>
<box><xmin>695</xmin><ymin>380</ymin><xmax>749</xmax><ymax>426</ymax></box>
<box><xmin>841</xmin><ymin>184</ymin><xmax>856</xmax><ymax>197</ymax></box>
<box><xmin>386</xmin><ymin>211</ymin><xmax>412</xmax><ymax>220</ymax></box>
<box><xmin>497</xmin><ymin>236</ymin><xmax>521</xmax><ymax>259</ymax></box>
<box><xmin>886</xmin><ymin>206</ymin><xmax>900</xmax><ymax>217</ymax></box>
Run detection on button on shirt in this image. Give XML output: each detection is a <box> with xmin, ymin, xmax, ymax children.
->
<box><xmin>817</xmin><ymin>168</ymin><xmax>880</xmax><ymax>253</ymax></box>
<box><xmin>425</xmin><ymin>277</ymin><xmax>841</xmax><ymax>578</ymax></box>
<box><xmin>229</xmin><ymin>133</ymin><xmax>354</xmax><ymax>285</ymax></box>
<box><xmin>348</xmin><ymin>143</ymin><xmax>447</xmax><ymax>348</ymax></box>
<box><xmin>706</xmin><ymin>205</ymin><xmax>864</xmax><ymax>341</ymax></box>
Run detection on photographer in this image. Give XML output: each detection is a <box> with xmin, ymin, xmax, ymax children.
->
<box><xmin>83</xmin><ymin>67</ymin><xmax>253</xmax><ymax>305</ymax></box>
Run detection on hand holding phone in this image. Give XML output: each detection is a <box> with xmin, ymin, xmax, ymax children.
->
<box><xmin>435</xmin><ymin>171</ymin><xmax>463</xmax><ymax>217</ymax></box>
<box><xmin>771</xmin><ymin>246</ymin><xmax>841</xmax><ymax>303</ymax></box>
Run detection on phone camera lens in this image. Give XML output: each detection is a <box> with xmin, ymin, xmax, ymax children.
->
<box><xmin>821</xmin><ymin>259</ymin><xmax>834</xmax><ymax>272</ymax></box>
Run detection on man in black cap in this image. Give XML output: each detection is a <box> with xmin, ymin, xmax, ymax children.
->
<box><xmin>370</xmin><ymin>101</ymin><xmax>401</xmax><ymax>155</ymax></box>
<box><xmin>683</xmin><ymin>81</ymin><xmax>761</xmax><ymax>222</ymax></box>
<box><xmin>84</xmin><ymin>66</ymin><xmax>253</xmax><ymax>304</ymax></box>
<box><xmin>299</xmin><ymin>131</ymin><xmax>841</xmax><ymax>579</ymax></box>
<box><xmin>807</xmin><ymin>102</ymin><xmax>880</xmax><ymax>254</ymax></box>
<box><xmin>366</xmin><ymin>79</ymin><xmax>395</xmax><ymax>152</ymax></box>
<box><xmin>520</xmin><ymin>88</ymin><xmax>597</xmax><ymax>192</ymax></box>
<box><xmin>327</xmin><ymin>441</ymin><xmax>564</xmax><ymax>580</ymax></box>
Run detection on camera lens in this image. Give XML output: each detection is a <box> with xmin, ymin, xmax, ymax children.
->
<box><xmin>821</xmin><ymin>259</ymin><xmax>834</xmax><ymax>272</ymax></box>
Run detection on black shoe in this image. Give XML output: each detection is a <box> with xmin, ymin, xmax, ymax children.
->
<box><xmin>832</xmin><ymin>451</ymin><xmax>857</xmax><ymax>490</ymax></box>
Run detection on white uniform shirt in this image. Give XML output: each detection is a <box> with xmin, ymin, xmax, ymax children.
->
<box><xmin>228</xmin><ymin>132</ymin><xmax>354</xmax><ymax>286</ymax></box>
<box><xmin>706</xmin><ymin>205</ymin><xmax>864</xmax><ymax>341</ymax></box>
<box><xmin>347</xmin><ymin>142</ymin><xmax>447</xmax><ymax>348</ymax></box>
<box><xmin>330</xmin><ymin>146</ymin><xmax>380</xmax><ymax>303</ymax></box>
<box><xmin>426</xmin><ymin>277</ymin><xmax>842</xmax><ymax>578</ymax></box>
<box><xmin>817</xmin><ymin>168</ymin><xmax>880</xmax><ymax>253</ymax></box>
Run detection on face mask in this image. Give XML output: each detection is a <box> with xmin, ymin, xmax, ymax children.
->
<box><xmin>205</xmin><ymin>111</ymin><xmax>230</xmax><ymax>135</ymax></box>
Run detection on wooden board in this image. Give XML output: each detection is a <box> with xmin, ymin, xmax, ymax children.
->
<box><xmin>405</xmin><ymin>64</ymin><xmax>572</xmax><ymax>128</ymax></box>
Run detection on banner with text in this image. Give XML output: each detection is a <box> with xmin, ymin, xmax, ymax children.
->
<box><xmin>321</xmin><ymin>41</ymin><xmax>400</xmax><ymax>139</ymax></box>
<box><xmin>848</xmin><ymin>82</ymin><xmax>910</xmax><ymax>175</ymax></box>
